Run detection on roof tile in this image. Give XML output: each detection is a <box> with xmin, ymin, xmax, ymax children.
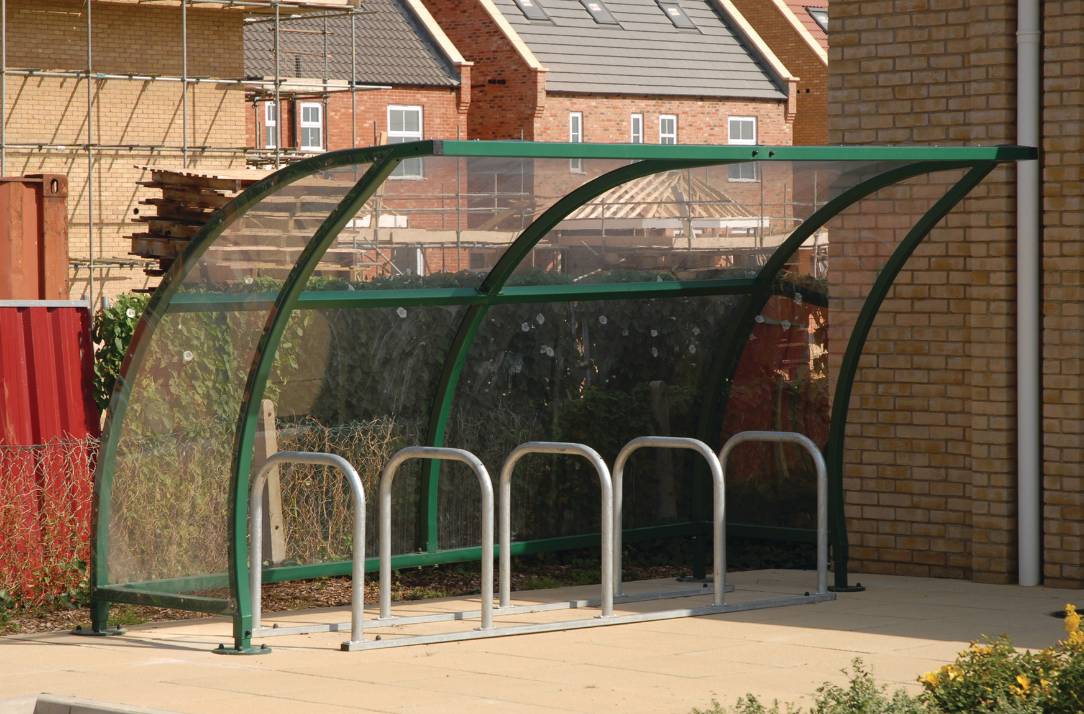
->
<box><xmin>244</xmin><ymin>0</ymin><xmax>460</xmax><ymax>88</ymax></box>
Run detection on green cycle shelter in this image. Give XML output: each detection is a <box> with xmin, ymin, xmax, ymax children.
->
<box><xmin>88</xmin><ymin>140</ymin><xmax>1034</xmax><ymax>653</ymax></box>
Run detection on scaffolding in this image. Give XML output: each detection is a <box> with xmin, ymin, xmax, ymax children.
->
<box><xmin>0</xmin><ymin>0</ymin><xmax>377</xmax><ymax>310</ymax></box>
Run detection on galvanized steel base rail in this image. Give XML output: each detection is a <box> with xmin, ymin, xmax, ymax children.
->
<box><xmin>251</xmin><ymin>433</ymin><xmax>833</xmax><ymax>652</ymax></box>
<box><xmin>250</xmin><ymin>451</ymin><xmax>365</xmax><ymax>651</ymax></box>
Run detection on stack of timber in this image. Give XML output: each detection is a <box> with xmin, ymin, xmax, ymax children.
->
<box><xmin>130</xmin><ymin>166</ymin><xmax>267</xmax><ymax>277</ymax></box>
<box><xmin>129</xmin><ymin>166</ymin><xmax>395</xmax><ymax>282</ymax></box>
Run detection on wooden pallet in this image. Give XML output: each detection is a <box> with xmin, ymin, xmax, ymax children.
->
<box><xmin>128</xmin><ymin>166</ymin><xmax>276</xmax><ymax>275</ymax></box>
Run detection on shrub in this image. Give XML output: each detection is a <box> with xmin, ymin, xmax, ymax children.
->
<box><xmin>919</xmin><ymin>604</ymin><xmax>1084</xmax><ymax>714</ymax></box>
<box><xmin>702</xmin><ymin>606</ymin><xmax>1084</xmax><ymax>714</ymax></box>
<box><xmin>91</xmin><ymin>293</ymin><xmax>149</xmax><ymax>411</ymax></box>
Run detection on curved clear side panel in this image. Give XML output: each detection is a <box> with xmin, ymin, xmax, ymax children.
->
<box><xmin>105</xmin><ymin>165</ymin><xmax>366</xmax><ymax>588</ymax></box>
<box><xmin>507</xmin><ymin>161</ymin><xmax>894</xmax><ymax>286</ymax></box>
<box><xmin>263</xmin><ymin>304</ymin><xmax>466</xmax><ymax>564</ymax></box>
<box><xmin>441</xmin><ymin>295</ymin><xmax>745</xmax><ymax>550</ymax></box>
<box><xmin>302</xmin><ymin>157</ymin><xmax>622</xmax><ymax>289</ymax></box>
<box><xmin>721</xmin><ymin>166</ymin><xmax>970</xmax><ymax>535</ymax></box>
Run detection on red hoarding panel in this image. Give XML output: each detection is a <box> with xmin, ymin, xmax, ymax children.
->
<box><xmin>0</xmin><ymin>303</ymin><xmax>98</xmax><ymax>605</ymax></box>
<box><xmin>0</xmin><ymin>304</ymin><xmax>98</xmax><ymax>445</ymax></box>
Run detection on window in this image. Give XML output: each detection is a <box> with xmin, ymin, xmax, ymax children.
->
<box><xmin>630</xmin><ymin>113</ymin><xmax>643</xmax><ymax>144</ymax></box>
<box><xmin>728</xmin><ymin>116</ymin><xmax>758</xmax><ymax>181</ymax></box>
<box><xmin>388</xmin><ymin>105</ymin><xmax>424</xmax><ymax>179</ymax></box>
<box><xmin>807</xmin><ymin>7</ymin><xmax>828</xmax><ymax>32</ymax></box>
<box><xmin>728</xmin><ymin>116</ymin><xmax>757</xmax><ymax>145</ymax></box>
<box><xmin>299</xmin><ymin>102</ymin><xmax>323</xmax><ymax>151</ymax></box>
<box><xmin>569</xmin><ymin>111</ymin><xmax>584</xmax><ymax>172</ymax></box>
<box><xmin>264</xmin><ymin>102</ymin><xmax>277</xmax><ymax>149</ymax></box>
<box><xmin>659</xmin><ymin>114</ymin><xmax>677</xmax><ymax>144</ymax></box>
<box><xmin>657</xmin><ymin>0</ymin><xmax>696</xmax><ymax>29</ymax></box>
<box><xmin>580</xmin><ymin>0</ymin><xmax>618</xmax><ymax>24</ymax></box>
<box><xmin>513</xmin><ymin>0</ymin><xmax>549</xmax><ymax>21</ymax></box>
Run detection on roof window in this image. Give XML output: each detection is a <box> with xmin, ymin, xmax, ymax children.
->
<box><xmin>514</xmin><ymin>0</ymin><xmax>550</xmax><ymax>21</ymax></box>
<box><xmin>580</xmin><ymin>0</ymin><xmax>618</xmax><ymax>25</ymax></box>
<box><xmin>657</xmin><ymin>1</ymin><xmax>696</xmax><ymax>30</ymax></box>
<box><xmin>807</xmin><ymin>7</ymin><xmax>828</xmax><ymax>31</ymax></box>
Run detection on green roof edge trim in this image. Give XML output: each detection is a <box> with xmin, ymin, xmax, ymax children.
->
<box><xmin>431</xmin><ymin>140</ymin><xmax>1037</xmax><ymax>162</ymax></box>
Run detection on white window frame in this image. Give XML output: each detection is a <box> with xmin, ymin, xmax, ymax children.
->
<box><xmin>387</xmin><ymin>105</ymin><xmax>424</xmax><ymax>179</ymax></box>
<box><xmin>264</xmin><ymin>101</ymin><xmax>277</xmax><ymax>149</ymax></box>
<box><xmin>728</xmin><ymin>116</ymin><xmax>757</xmax><ymax>145</ymax></box>
<box><xmin>727</xmin><ymin>116</ymin><xmax>758</xmax><ymax>181</ymax></box>
<box><xmin>659</xmin><ymin>114</ymin><xmax>677</xmax><ymax>145</ymax></box>
<box><xmin>298</xmin><ymin>101</ymin><xmax>324</xmax><ymax>152</ymax></box>
<box><xmin>630</xmin><ymin>113</ymin><xmax>643</xmax><ymax>144</ymax></box>
<box><xmin>569</xmin><ymin>111</ymin><xmax>584</xmax><ymax>172</ymax></box>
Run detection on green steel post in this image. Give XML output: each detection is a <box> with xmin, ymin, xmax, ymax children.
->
<box><xmin>225</xmin><ymin>149</ymin><xmax>423</xmax><ymax>654</ymax></box>
<box><xmin>422</xmin><ymin>158</ymin><xmax>727</xmax><ymax>554</ymax></box>
<box><xmin>825</xmin><ymin>162</ymin><xmax>997</xmax><ymax>591</ymax></box>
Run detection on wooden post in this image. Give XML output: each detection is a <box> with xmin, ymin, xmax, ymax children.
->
<box><xmin>254</xmin><ymin>398</ymin><xmax>287</xmax><ymax>564</ymax></box>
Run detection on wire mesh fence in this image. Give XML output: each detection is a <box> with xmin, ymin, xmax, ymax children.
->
<box><xmin>0</xmin><ymin>438</ymin><xmax>96</xmax><ymax>611</ymax></box>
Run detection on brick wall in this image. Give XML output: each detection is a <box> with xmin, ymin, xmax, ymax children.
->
<box><xmin>1040</xmin><ymin>1</ymin><xmax>1084</xmax><ymax>588</ymax></box>
<box><xmin>830</xmin><ymin>1</ymin><xmax>1084</xmax><ymax>587</ymax></box>
<box><xmin>538</xmin><ymin>93</ymin><xmax>792</xmax><ymax>146</ymax></box>
<box><xmin>729</xmin><ymin>0</ymin><xmax>827</xmax><ymax>144</ymax></box>
<box><xmin>420</xmin><ymin>0</ymin><xmax>544</xmax><ymax>139</ymax></box>
<box><xmin>4</xmin><ymin>0</ymin><xmax>247</xmax><ymax>300</ymax></box>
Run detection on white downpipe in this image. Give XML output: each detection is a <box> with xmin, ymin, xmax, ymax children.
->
<box><xmin>1016</xmin><ymin>0</ymin><xmax>1041</xmax><ymax>586</ymax></box>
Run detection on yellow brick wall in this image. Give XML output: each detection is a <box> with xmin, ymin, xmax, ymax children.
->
<box><xmin>3</xmin><ymin>0</ymin><xmax>248</xmax><ymax>300</ymax></box>
<box><xmin>830</xmin><ymin>0</ymin><xmax>1084</xmax><ymax>587</ymax></box>
<box><xmin>828</xmin><ymin>0</ymin><xmax>1019</xmax><ymax>583</ymax></box>
<box><xmin>1040</xmin><ymin>1</ymin><xmax>1084</xmax><ymax>588</ymax></box>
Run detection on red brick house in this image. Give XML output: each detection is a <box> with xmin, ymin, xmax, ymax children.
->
<box><xmin>729</xmin><ymin>0</ymin><xmax>827</xmax><ymax>144</ymax></box>
<box><xmin>418</xmin><ymin>0</ymin><xmax>798</xmax><ymax>148</ymax></box>
<box><xmin>244</xmin><ymin>0</ymin><xmax>471</xmax><ymax>156</ymax></box>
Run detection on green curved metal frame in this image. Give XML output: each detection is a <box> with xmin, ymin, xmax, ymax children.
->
<box><xmin>694</xmin><ymin>160</ymin><xmax>986</xmax><ymax>583</ymax></box>
<box><xmin>85</xmin><ymin>140</ymin><xmax>1033</xmax><ymax>652</ymax></box>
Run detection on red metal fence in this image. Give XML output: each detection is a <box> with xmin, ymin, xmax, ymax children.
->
<box><xmin>0</xmin><ymin>302</ymin><xmax>99</xmax><ymax>606</ymax></box>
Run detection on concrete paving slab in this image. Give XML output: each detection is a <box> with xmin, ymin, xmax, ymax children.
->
<box><xmin>1</xmin><ymin>571</ymin><xmax>1080</xmax><ymax>713</ymax></box>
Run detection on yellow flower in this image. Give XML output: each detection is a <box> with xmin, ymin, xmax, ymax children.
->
<box><xmin>1016</xmin><ymin>674</ymin><xmax>1030</xmax><ymax>692</ymax></box>
<box><xmin>1065</xmin><ymin>603</ymin><xmax>1081</xmax><ymax>636</ymax></box>
<box><xmin>945</xmin><ymin>665</ymin><xmax>962</xmax><ymax>681</ymax></box>
<box><xmin>969</xmin><ymin>643</ymin><xmax>993</xmax><ymax>655</ymax></box>
<box><xmin>919</xmin><ymin>671</ymin><xmax>939</xmax><ymax>687</ymax></box>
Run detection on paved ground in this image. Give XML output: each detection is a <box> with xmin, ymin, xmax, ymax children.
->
<box><xmin>0</xmin><ymin>570</ymin><xmax>1079</xmax><ymax>714</ymax></box>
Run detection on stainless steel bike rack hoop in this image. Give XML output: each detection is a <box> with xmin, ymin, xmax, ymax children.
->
<box><xmin>378</xmin><ymin>446</ymin><xmax>495</xmax><ymax>629</ymax></box>
<box><xmin>249</xmin><ymin>451</ymin><xmax>366</xmax><ymax>650</ymax></box>
<box><xmin>719</xmin><ymin>431</ymin><xmax>829</xmax><ymax>596</ymax></box>
<box><xmin>499</xmin><ymin>441</ymin><xmax>614</xmax><ymax>617</ymax></box>
<box><xmin>613</xmin><ymin>436</ymin><xmax>726</xmax><ymax>605</ymax></box>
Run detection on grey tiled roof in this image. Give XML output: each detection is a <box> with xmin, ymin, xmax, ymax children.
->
<box><xmin>492</xmin><ymin>0</ymin><xmax>785</xmax><ymax>99</ymax></box>
<box><xmin>244</xmin><ymin>0</ymin><xmax>459</xmax><ymax>87</ymax></box>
